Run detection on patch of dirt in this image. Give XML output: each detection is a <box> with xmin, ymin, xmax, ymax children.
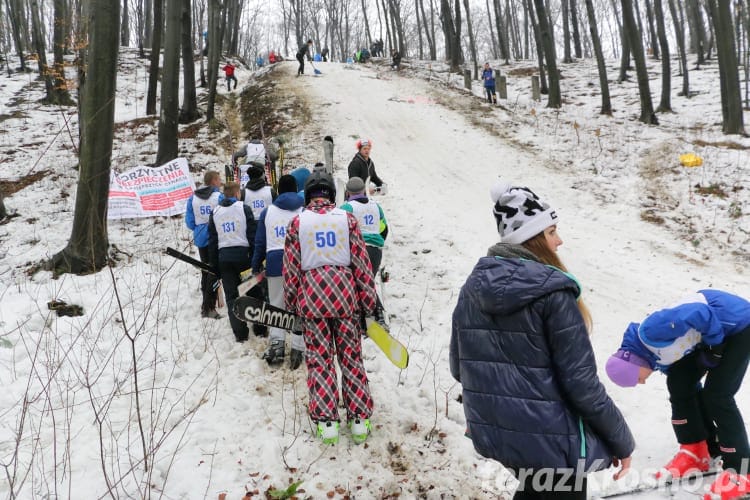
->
<box><xmin>692</xmin><ymin>139</ymin><xmax>749</xmax><ymax>150</ymax></box>
<box><xmin>0</xmin><ymin>170</ymin><xmax>49</xmax><ymax>196</ymax></box>
<box><xmin>237</xmin><ymin>71</ymin><xmax>311</xmax><ymax>140</ymax></box>
<box><xmin>506</xmin><ymin>66</ymin><xmax>538</xmax><ymax>77</ymax></box>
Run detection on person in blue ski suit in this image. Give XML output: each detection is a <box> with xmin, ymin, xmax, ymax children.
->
<box><xmin>482</xmin><ymin>62</ymin><xmax>497</xmax><ymax>104</ymax></box>
<box><xmin>252</xmin><ymin>175</ymin><xmax>306</xmax><ymax>369</ymax></box>
<box><xmin>451</xmin><ymin>179</ymin><xmax>634</xmax><ymax>499</ymax></box>
<box><xmin>185</xmin><ymin>170</ymin><xmax>223</xmax><ymax>318</ymax></box>
<box><xmin>606</xmin><ymin>290</ymin><xmax>750</xmax><ymax>499</ymax></box>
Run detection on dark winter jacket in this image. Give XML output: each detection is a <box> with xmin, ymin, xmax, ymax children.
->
<box><xmin>297</xmin><ymin>43</ymin><xmax>311</xmax><ymax>58</ymax></box>
<box><xmin>252</xmin><ymin>192</ymin><xmax>304</xmax><ymax>276</ymax></box>
<box><xmin>185</xmin><ymin>185</ymin><xmax>221</xmax><ymax>248</ymax></box>
<box><xmin>243</xmin><ymin>177</ymin><xmax>278</xmax><ymax>199</ymax></box>
<box><xmin>450</xmin><ymin>243</ymin><xmax>635</xmax><ymax>472</ymax></box>
<box><xmin>482</xmin><ymin>68</ymin><xmax>495</xmax><ymax>88</ymax></box>
<box><xmin>207</xmin><ymin>197</ymin><xmax>257</xmax><ymax>270</ymax></box>
<box><xmin>347</xmin><ymin>153</ymin><xmax>384</xmax><ymax>187</ymax></box>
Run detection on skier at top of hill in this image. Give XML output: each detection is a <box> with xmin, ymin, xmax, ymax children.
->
<box><xmin>606</xmin><ymin>289</ymin><xmax>750</xmax><ymax>500</ymax></box>
<box><xmin>451</xmin><ymin>178</ymin><xmax>634</xmax><ymax>498</ymax></box>
<box><xmin>296</xmin><ymin>39</ymin><xmax>313</xmax><ymax>76</ymax></box>
<box><xmin>347</xmin><ymin>138</ymin><xmax>385</xmax><ymax>193</ymax></box>
<box><xmin>282</xmin><ymin>171</ymin><xmax>377</xmax><ymax>446</ymax></box>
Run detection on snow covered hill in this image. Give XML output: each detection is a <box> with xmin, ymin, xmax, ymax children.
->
<box><xmin>1</xmin><ymin>52</ymin><xmax>749</xmax><ymax>499</ymax></box>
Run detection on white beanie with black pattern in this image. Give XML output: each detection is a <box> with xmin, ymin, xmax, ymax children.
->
<box><xmin>490</xmin><ymin>178</ymin><xmax>558</xmax><ymax>245</ymax></box>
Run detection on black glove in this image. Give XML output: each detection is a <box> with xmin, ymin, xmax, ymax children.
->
<box><xmin>698</xmin><ymin>343</ymin><xmax>725</xmax><ymax>369</ymax></box>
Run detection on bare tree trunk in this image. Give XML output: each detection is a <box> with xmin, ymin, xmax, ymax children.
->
<box><xmin>50</xmin><ymin>0</ymin><xmax>119</xmax><ymax>275</ymax></box>
<box><xmin>643</xmin><ymin>0</ymin><xmax>659</xmax><ymax>58</ymax></box>
<box><xmin>584</xmin><ymin>0</ymin><xmax>612</xmax><ymax>114</ymax></box>
<box><xmin>653</xmin><ymin>0</ymin><xmax>671</xmax><ymax>111</ymax></box>
<box><xmin>452</xmin><ymin>0</ymin><xmax>462</xmax><ymax>68</ymax></box>
<box><xmin>570</xmin><ymin>0</ymin><xmax>583</xmax><ymax>58</ymax></box>
<box><xmin>6</xmin><ymin>0</ymin><xmax>28</xmax><ymax>71</ymax></box>
<box><xmin>706</xmin><ymin>0</ymin><xmax>745</xmax><ymax>134</ymax></box>
<box><xmin>157</xmin><ymin>0</ymin><xmax>180</xmax><ymax>165</ymax></box>
<box><xmin>121</xmin><ymin>0</ymin><xmax>130</xmax><ymax>46</ymax></box>
<box><xmin>52</xmin><ymin>0</ymin><xmax>75</xmax><ymax>104</ymax></box>
<box><xmin>492</xmin><ymin>0</ymin><xmax>508</xmax><ymax>61</ymax></box>
<box><xmin>145</xmin><ymin>0</ymin><xmax>153</xmax><ymax>48</ymax></box>
<box><xmin>463</xmin><ymin>0</ymin><xmax>478</xmax><ymax>79</ymax></box>
<box><xmin>562</xmin><ymin>0</ymin><xmax>573</xmax><ymax>62</ymax></box>
<box><xmin>621</xmin><ymin>0</ymin><xmax>658</xmax><ymax>124</ymax></box>
<box><xmin>205</xmin><ymin>0</ymin><xmax>223</xmax><ymax>121</ymax></box>
<box><xmin>687</xmin><ymin>0</ymin><xmax>707</xmax><ymax>65</ymax></box>
<box><xmin>533</xmin><ymin>0</ymin><xmax>559</xmax><ymax>106</ymax></box>
<box><xmin>146</xmin><ymin>0</ymin><xmax>163</xmax><ymax>115</ymax></box>
<box><xmin>362</xmin><ymin>0</ymin><xmax>373</xmax><ymax>49</ymax></box>
<box><xmin>30</xmin><ymin>0</ymin><xmax>57</xmax><ymax>101</ymax></box>
<box><xmin>179</xmin><ymin>0</ymin><xmax>199</xmax><ymax>122</ymax></box>
<box><xmin>390</xmin><ymin>0</ymin><xmax>406</xmax><ymax>55</ymax></box>
<box><xmin>667</xmin><ymin>0</ymin><xmax>689</xmax><ymax>97</ymax></box>
<box><xmin>526</xmin><ymin>0</ymin><xmax>548</xmax><ymax>93</ymax></box>
<box><xmin>419</xmin><ymin>0</ymin><xmax>436</xmax><ymax>59</ymax></box>
<box><xmin>486</xmin><ymin>0</ymin><xmax>497</xmax><ymax>58</ymax></box>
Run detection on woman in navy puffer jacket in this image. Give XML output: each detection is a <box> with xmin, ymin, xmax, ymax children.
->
<box><xmin>450</xmin><ymin>180</ymin><xmax>635</xmax><ymax>499</ymax></box>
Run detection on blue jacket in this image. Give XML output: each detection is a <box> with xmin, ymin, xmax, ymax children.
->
<box><xmin>252</xmin><ymin>192</ymin><xmax>304</xmax><ymax>276</ymax></box>
<box><xmin>482</xmin><ymin>68</ymin><xmax>495</xmax><ymax>88</ymax></box>
<box><xmin>185</xmin><ymin>185</ymin><xmax>221</xmax><ymax>248</ymax></box>
<box><xmin>621</xmin><ymin>289</ymin><xmax>750</xmax><ymax>371</ymax></box>
<box><xmin>450</xmin><ymin>247</ymin><xmax>634</xmax><ymax>472</ymax></box>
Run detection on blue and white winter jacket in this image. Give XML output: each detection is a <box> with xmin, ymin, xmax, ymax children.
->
<box><xmin>185</xmin><ymin>185</ymin><xmax>222</xmax><ymax>248</ymax></box>
<box><xmin>252</xmin><ymin>192</ymin><xmax>304</xmax><ymax>276</ymax></box>
<box><xmin>620</xmin><ymin>289</ymin><xmax>750</xmax><ymax>371</ymax></box>
<box><xmin>450</xmin><ymin>244</ymin><xmax>635</xmax><ymax>472</ymax></box>
<box><xmin>482</xmin><ymin>67</ymin><xmax>495</xmax><ymax>88</ymax></box>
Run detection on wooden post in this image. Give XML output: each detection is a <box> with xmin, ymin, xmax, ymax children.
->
<box><xmin>497</xmin><ymin>75</ymin><xmax>508</xmax><ymax>99</ymax></box>
<box><xmin>531</xmin><ymin>75</ymin><xmax>541</xmax><ymax>101</ymax></box>
<box><xmin>464</xmin><ymin>69</ymin><xmax>472</xmax><ymax>90</ymax></box>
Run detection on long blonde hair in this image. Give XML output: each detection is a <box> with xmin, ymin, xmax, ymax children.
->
<box><xmin>522</xmin><ymin>232</ymin><xmax>593</xmax><ymax>334</ymax></box>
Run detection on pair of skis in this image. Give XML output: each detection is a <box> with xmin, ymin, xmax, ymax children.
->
<box><xmin>232</xmin><ymin>295</ymin><xmax>408</xmax><ymax>369</ymax></box>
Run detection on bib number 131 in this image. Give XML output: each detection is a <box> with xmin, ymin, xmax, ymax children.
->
<box><xmin>315</xmin><ymin>231</ymin><xmax>336</xmax><ymax>247</ymax></box>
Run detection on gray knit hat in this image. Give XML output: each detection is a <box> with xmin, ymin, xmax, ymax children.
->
<box><xmin>346</xmin><ymin>176</ymin><xmax>366</xmax><ymax>194</ymax></box>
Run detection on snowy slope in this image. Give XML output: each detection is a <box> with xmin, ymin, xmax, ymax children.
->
<box><xmin>0</xmin><ymin>52</ymin><xmax>749</xmax><ymax>499</ymax></box>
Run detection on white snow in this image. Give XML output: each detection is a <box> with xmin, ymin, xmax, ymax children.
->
<box><xmin>1</xmin><ymin>51</ymin><xmax>749</xmax><ymax>499</ymax></box>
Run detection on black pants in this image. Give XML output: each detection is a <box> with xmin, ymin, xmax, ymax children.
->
<box><xmin>485</xmin><ymin>86</ymin><xmax>497</xmax><ymax>103</ymax></box>
<box><xmin>513</xmin><ymin>472</ymin><xmax>586</xmax><ymax>499</ymax></box>
<box><xmin>365</xmin><ymin>245</ymin><xmax>384</xmax><ymax>313</ymax></box>
<box><xmin>667</xmin><ymin>326</ymin><xmax>750</xmax><ymax>470</ymax></box>
<box><xmin>219</xmin><ymin>260</ymin><xmax>250</xmax><ymax>341</ymax></box>
<box><xmin>226</xmin><ymin>74</ymin><xmax>237</xmax><ymax>90</ymax></box>
<box><xmin>296</xmin><ymin>53</ymin><xmax>304</xmax><ymax>75</ymax></box>
<box><xmin>198</xmin><ymin>246</ymin><xmax>219</xmax><ymax>314</ymax></box>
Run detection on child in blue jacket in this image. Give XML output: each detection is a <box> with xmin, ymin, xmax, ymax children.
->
<box><xmin>607</xmin><ymin>289</ymin><xmax>750</xmax><ymax>500</ymax></box>
<box><xmin>482</xmin><ymin>62</ymin><xmax>497</xmax><ymax>104</ymax></box>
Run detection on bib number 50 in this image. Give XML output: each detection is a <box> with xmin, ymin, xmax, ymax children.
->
<box><xmin>315</xmin><ymin>231</ymin><xmax>336</xmax><ymax>247</ymax></box>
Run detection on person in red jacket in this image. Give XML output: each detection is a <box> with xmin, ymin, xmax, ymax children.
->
<box><xmin>222</xmin><ymin>62</ymin><xmax>237</xmax><ymax>91</ymax></box>
<box><xmin>282</xmin><ymin>171</ymin><xmax>377</xmax><ymax>446</ymax></box>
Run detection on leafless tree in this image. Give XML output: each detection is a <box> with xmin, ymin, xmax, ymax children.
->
<box><xmin>48</xmin><ymin>0</ymin><xmax>119</xmax><ymax>275</ymax></box>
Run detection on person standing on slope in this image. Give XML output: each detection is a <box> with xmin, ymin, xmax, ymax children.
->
<box><xmin>222</xmin><ymin>62</ymin><xmax>237</xmax><ymax>91</ymax></box>
<box><xmin>347</xmin><ymin>138</ymin><xmax>385</xmax><ymax>194</ymax></box>
<box><xmin>282</xmin><ymin>171</ymin><xmax>377</xmax><ymax>445</ymax></box>
<box><xmin>451</xmin><ymin>179</ymin><xmax>634</xmax><ymax>499</ymax></box>
<box><xmin>482</xmin><ymin>62</ymin><xmax>497</xmax><ymax>104</ymax></box>
<box><xmin>606</xmin><ymin>290</ymin><xmax>750</xmax><ymax>500</ymax></box>
<box><xmin>340</xmin><ymin>176</ymin><xmax>389</xmax><ymax>324</ymax></box>
<box><xmin>252</xmin><ymin>175</ymin><xmax>306</xmax><ymax>369</ymax></box>
<box><xmin>207</xmin><ymin>182</ymin><xmax>257</xmax><ymax>342</ymax></box>
<box><xmin>185</xmin><ymin>170</ymin><xmax>223</xmax><ymax>319</ymax></box>
<box><xmin>296</xmin><ymin>39</ymin><xmax>313</xmax><ymax>76</ymax></box>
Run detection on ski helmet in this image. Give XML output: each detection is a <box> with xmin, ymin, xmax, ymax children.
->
<box><xmin>304</xmin><ymin>170</ymin><xmax>336</xmax><ymax>204</ymax></box>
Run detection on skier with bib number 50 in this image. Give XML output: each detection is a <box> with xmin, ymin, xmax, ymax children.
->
<box><xmin>282</xmin><ymin>171</ymin><xmax>377</xmax><ymax>446</ymax></box>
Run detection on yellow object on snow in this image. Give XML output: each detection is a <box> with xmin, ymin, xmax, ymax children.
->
<box><xmin>680</xmin><ymin>153</ymin><xmax>703</xmax><ymax>167</ymax></box>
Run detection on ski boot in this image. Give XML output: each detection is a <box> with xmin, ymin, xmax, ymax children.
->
<box><xmin>317</xmin><ymin>421</ymin><xmax>339</xmax><ymax>445</ymax></box>
<box><xmin>349</xmin><ymin>418</ymin><xmax>372</xmax><ymax>445</ymax></box>
<box><xmin>262</xmin><ymin>340</ymin><xmax>285</xmax><ymax>365</ymax></box>
<box><xmin>373</xmin><ymin>307</ymin><xmax>388</xmax><ymax>328</ymax></box>
<box><xmin>289</xmin><ymin>348</ymin><xmax>304</xmax><ymax>370</ymax></box>
<box><xmin>655</xmin><ymin>441</ymin><xmax>710</xmax><ymax>481</ymax></box>
<box><xmin>704</xmin><ymin>470</ymin><xmax>750</xmax><ymax>500</ymax></box>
